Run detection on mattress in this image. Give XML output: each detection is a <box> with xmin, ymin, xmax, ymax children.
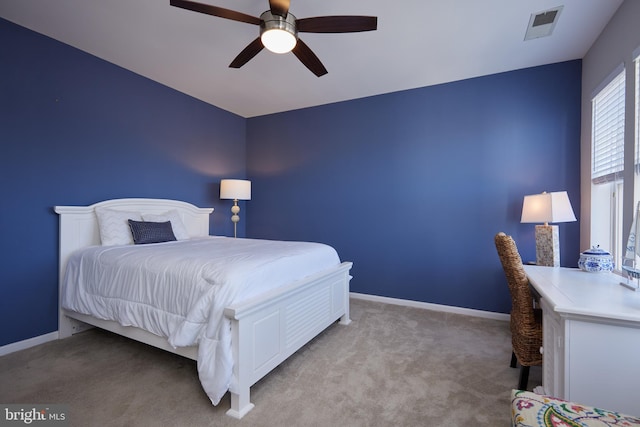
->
<box><xmin>61</xmin><ymin>236</ymin><xmax>341</xmax><ymax>404</ymax></box>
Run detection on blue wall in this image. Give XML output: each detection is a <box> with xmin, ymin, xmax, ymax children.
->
<box><xmin>0</xmin><ymin>18</ymin><xmax>247</xmax><ymax>347</ymax></box>
<box><xmin>1</xmin><ymin>16</ymin><xmax>582</xmax><ymax>348</ymax></box>
<box><xmin>246</xmin><ymin>61</ymin><xmax>582</xmax><ymax>314</ymax></box>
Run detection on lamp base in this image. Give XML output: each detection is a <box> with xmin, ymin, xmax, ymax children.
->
<box><xmin>535</xmin><ymin>224</ymin><xmax>560</xmax><ymax>267</ymax></box>
<box><xmin>231</xmin><ymin>200</ymin><xmax>240</xmax><ymax>238</ymax></box>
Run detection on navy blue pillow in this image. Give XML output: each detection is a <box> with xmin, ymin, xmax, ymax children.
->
<box><xmin>127</xmin><ymin>220</ymin><xmax>177</xmax><ymax>245</ymax></box>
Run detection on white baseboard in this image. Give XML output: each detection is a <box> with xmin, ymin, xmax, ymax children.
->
<box><xmin>0</xmin><ymin>331</ymin><xmax>59</xmax><ymax>357</ymax></box>
<box><xmin>349</xmin><ymin>292</ymin><xmax>510</xmax><ymax>322</ymax></box>
<box><xmin>0</xmin><ymin>296</ymin><xmax>507</xmax><ymax>357</ymax></box>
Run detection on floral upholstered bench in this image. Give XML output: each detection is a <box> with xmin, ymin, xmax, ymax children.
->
<box><xmin>511</xmin><ymin>389</ymin><xmax>640</xmax><ymax>426</ymax></box>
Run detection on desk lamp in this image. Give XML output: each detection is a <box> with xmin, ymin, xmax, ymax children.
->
<box><xmin>521</xmin><ymin>191</ymin><xmax>576</xmax><ymax>267</ymax></box>
<box><xmin>220</xmin><ymin>179</ymin><xmax>251</xmax><ymax>238</ymax></box>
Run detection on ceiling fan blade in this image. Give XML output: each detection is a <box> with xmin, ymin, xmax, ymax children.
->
<box><xmin>297</xmin><ymin>16</ymin><xmax>377</xmax><ymax>33</ymax></box>
<box><xmin>292</xmin><ymin>39</ymin><xmax>328</xmax><ymax>77</ymax></box>
<box><xmin>229</xmin><ymin>38</ymin><xmax>265</xmax><ymax>68</ymax></box>
<box><xmin>170</xmin><ymin>0</ymin><xmax>261</xmax><ymax>25</ymax></box>
<box><xmin>269</xmin><ymin>0</ymin><xmax>290</xmax><ymax>17</ymax></box>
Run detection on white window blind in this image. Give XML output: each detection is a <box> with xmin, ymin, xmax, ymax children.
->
<box><xmin>592</xmin><ymin>69</ymin><xmax>625</xmax><ymax>184</ymax></box>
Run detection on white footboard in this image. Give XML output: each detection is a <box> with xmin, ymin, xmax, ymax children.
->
<box><xmin>223</xmin><ymin>262</ymin><xmax>353</xmax><ymax>419</ymax></box>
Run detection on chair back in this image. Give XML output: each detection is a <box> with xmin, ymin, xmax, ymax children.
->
<box><xmin>494</xmin><ymin>232</ymin><xmax>539</xmax><ymax>341</ymax></box>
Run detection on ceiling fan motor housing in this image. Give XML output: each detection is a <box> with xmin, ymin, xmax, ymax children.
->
<box><xmin>260</xmin><ymin>10</ymin><xmax>298</xmax><ymax>53</ymax></box>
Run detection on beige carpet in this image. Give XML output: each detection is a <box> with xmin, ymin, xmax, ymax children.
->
<box><xmin>0</xmin><ymin>298</ymin><xmax>539</xmax><ymax>426</ymax></box>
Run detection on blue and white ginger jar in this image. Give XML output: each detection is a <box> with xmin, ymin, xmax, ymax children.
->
<box><xmin>578</xmin><ymin>246</ymin><xmax>614</xmax><ymax>273</ymax></box>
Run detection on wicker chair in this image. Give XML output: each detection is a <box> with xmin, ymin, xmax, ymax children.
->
<box><xmin>494</xmin><ymin>232</ymin><xmax>543</xmax><ymax>390</ymax></box>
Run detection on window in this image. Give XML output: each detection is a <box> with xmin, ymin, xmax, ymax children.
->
<box><xmin>636</xmin><ymin>54</ymin><xmax>640</xmax><ymax>168</ymax></box>
<box><xmin>633</xmin><ymin>52</ymin><xmax>640</xmax><ymax>263</ymax></box>
<box><xmin>591</xmin><ymin>67</ymin><xmax>625</xmax><ymax>269</ymax></box>
<box><xmin>635</xmin><ymin>52</ymin><xmax>640</xmax><ymax>200</ymax></box>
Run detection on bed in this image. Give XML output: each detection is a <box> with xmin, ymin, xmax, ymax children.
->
<box><xmin>55</xmin><ymin>198</ymin><xmax>352</xmax><ymax>419</ymax></box>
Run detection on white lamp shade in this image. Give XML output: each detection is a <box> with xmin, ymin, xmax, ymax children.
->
<box><xmin>521</xmin><ymin>191</ymin><xmax>576</xmax><ymax>224</ymax></box>
<box><xmin>220</xmin><ymin>179</ymin><xmax>251</xmax><ymax>201</ymax></box>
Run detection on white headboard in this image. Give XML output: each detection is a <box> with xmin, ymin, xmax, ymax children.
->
<box><xmin>54</xmin><ymin>198</ymin><xmax>214</xmax><ymax>281</ymax></box>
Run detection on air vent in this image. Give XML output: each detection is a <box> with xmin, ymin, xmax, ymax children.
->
<box><xmin>525</xmin><ymin>6</ymin><xmax>563</xmax><ymax>41</ymax></box>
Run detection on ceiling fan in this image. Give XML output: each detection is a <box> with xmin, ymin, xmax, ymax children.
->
<box><xmin>170</xmin><ymin>0</ymin><xmax>377</xmax><ymax>77</ymax></box>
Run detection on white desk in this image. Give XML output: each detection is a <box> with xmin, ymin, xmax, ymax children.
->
<box><xmin>524</xmin><ymin>265</ymin><xmax>640</xmax><ymax>416</ymax></box>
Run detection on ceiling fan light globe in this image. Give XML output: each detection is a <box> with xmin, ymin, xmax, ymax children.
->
<box><xmin>261</xmin><ymin>29</ymin><xmax>297</xmax><ymax>53</ymax></box>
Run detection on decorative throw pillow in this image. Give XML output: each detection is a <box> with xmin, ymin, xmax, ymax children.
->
<box><xmin>142</xmin><ymin>210</ymin><xmax>189</xmax><ymax>240</ymax></box>
<box><xmin>128</xmin><ymin>220</ymin><xmax>177</xmax><ymax>245</ymax></box>
<box><xmin>95</xmin><ymin>207</ymin><xmax>142</xmax><ymax>246</ymax></box>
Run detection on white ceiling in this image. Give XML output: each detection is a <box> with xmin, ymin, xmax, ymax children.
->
<box><xmin>0</xmin><ymin>0</ymin><xmax>623</xmax><ymax>118</ymax></box>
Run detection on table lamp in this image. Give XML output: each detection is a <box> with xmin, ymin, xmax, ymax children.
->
<box><xmin>521</xmin><ymin>191</ymin><xmax>576</xmax><ymax>267</ymax></box>
<box><xmin>220</xmin><ymin>179</ymin><xmax>251</xmax><ymax>238</ymax></box>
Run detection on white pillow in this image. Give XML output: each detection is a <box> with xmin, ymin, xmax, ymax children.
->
<box><xmin>95</xmin><ymin>207</ymin><xmax>142</xmax><ymax>246</ymax></box>
<box><xmin>142</xmin><ymin>210</ymin><xmax>189</xmax><ymax>240</ymax></box>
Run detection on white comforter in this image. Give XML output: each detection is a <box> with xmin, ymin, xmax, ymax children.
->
<box><xmin>61</xmin><ymin>236</ymin><xmax>340</xmax><ymax>405</ymax></box>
